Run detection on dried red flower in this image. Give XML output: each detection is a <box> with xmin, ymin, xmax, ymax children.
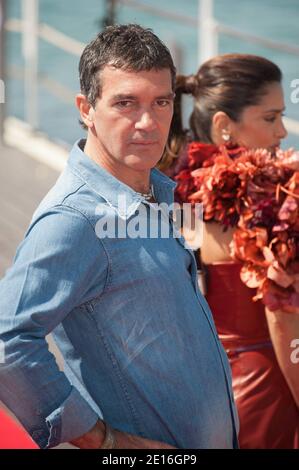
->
<box><xmin>175</xmin><ymin>142</ymin><xmax>299</xmax><ymax>313</ymax></box>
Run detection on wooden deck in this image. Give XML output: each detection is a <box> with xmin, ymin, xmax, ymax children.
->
<box><xmin>0</xmin><ymin>143</ymin><xmax>59</xmax><ymax>278</ymax></box>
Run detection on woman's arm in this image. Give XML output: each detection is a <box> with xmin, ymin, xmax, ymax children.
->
<box><xmin>182</xmin><ymin>219</ymin><xmax>234</xmax><ymax>262</ymax></box>
<box><xmin>265</xmin><ymin>307</ymin><xmax>299</xmax><ymax>408</ymax></box>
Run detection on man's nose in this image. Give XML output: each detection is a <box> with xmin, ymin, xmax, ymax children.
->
<box><xmin>135</xmin><ymin>110</ymin><xmax>157</xmax><ymax>131</ymax></box>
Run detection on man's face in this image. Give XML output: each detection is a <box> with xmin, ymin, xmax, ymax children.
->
<box><xmin>90</xmin><ymin>66</ymin><xmax>174</xmax><ymax>171</ymax></box>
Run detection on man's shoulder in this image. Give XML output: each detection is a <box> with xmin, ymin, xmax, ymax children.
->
<box><xmin>9</xmin><ymin>164</ymin><xmax>110</xmax><ymax>272</ymax></box>
<box><xmin>30</xmin><ymin>165</ymin><xmax>106</xmax><ymax>229</ymax></box>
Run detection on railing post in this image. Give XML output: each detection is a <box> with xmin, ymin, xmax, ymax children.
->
<box><xmin>22</xmin><ymin>0</ymin><xmax>39</xmax><ymax>130</ymax></box>
<box><xmin>167</xmin><ymin>39</ymin><xmax>183</xmax><ymax>74</ymax></box>
<box><xmin>198</xmin><ymin>0</ymin><xmax>218</xmax><ymax>65</ymax></box>
<box><xmin>101</xmin><ymin>0</ymin><xmax>118</xmax><ymax>27</ymax></box>
<box><xmin>0</xmin><ymin>0</ymin><xmax>6</xmax><ymax>146</ymax></box>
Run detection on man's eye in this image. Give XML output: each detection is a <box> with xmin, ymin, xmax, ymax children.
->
<box><xmin>116</xmin><ymin>101</ymin><xmax>133</xmax><ymax>108</ymax></box>
<box><xmin>156</xmin><ymin>100</ymin><xmax>170</xmax><ymax>107</ymax></box>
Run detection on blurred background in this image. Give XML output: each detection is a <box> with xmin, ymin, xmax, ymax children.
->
<box><xmin>2</xmin><ymin>0</ymin><xmax>299</xmax><ymax>148</ymax></box>
<box><xmin>0</xmin><ymin>0</ymin><xmax>298</xmax><ymax>448</ymax></box>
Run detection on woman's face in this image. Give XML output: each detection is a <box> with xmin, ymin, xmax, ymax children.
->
<box><xmin>230</xmin><ymin>82</ymin><xmax>287</xmax><ymax>152</ymax></box>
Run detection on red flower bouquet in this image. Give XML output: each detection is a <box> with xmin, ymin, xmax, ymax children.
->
<box><xmin>175</xmin><ymin>142</ymin><xmax>299</xmax><ymax>313</ymax></box>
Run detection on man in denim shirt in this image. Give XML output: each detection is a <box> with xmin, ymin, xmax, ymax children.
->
<box><xmin>0</xmin><ymin>24</ymin><xmax>239</xmax><ymax>449</ymax></box>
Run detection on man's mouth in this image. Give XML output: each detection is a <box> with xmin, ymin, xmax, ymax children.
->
<box><xmin>131</xmin><ymin>141</ymin><xmax>157</xmax><ymax>145</ymax></box>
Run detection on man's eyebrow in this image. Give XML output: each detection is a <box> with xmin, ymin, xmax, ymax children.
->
<box><xmin>110</xmin><ymin>94</ymin><xmax>137</xmax><ymax>101</ymax></box>
<box><xmin>110</xmin><ymin>92</ymin><xmax>175</xmax><ymax>101</ymax></box>
<box><xmin>156</xmin><ymin>92</ymin><xmax>176</xmax><ymax>100</ymax></box>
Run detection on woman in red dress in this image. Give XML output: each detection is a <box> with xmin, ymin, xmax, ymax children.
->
<box><xmin>160</xmin><ymin>54</ymin><xmax>299</xmax><ymax>448</ymax></box>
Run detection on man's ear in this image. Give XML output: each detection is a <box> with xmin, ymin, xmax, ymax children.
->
<box><xmin>75</xmin><ymin>93</ymin><xmax>94</xmax><ymax>128</ymax></box>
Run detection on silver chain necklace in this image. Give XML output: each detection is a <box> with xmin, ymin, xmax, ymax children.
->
<box><xmin>136</xmin><ymin>185</ymin><xmax>154</xmax><ymax>201</ymax></box>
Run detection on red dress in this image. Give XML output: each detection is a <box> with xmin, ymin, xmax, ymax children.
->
<box><xmin>205</xmin><ymin>261</ymin><xmax>299</xmax><ymax>449</ymax></box>
<box><xmin>0</xmin><ymin>408</ymin><xmax>39</xmax><ymax>449</ymax></box>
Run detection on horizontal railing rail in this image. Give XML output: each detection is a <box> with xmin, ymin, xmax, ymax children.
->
<box><xmin>5</xmin><ymin>18</ymin><xmax>84</xmax><ymax>56</ymax></box>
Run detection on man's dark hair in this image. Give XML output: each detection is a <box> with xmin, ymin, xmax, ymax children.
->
<box><xmin>79</xmin><ymin>24</ymin><xmax>176</xmax><ymax>129</ymax></box>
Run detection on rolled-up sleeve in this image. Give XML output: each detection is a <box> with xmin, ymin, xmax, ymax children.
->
<box><xmin>0</xmin><ymin>204</ymin><xmax>108</xmax><ymax>448</ymax></box>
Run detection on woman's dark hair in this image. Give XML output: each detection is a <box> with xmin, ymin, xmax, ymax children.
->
<box><xmin>159</xmin><ymin>53</ymin><xmax>282</xmax><ymax>171</ymax></box>
<box><xmin>79</xmin><ymin>24</ymin><xmax>176</xmax><ymax>129</ymax></box>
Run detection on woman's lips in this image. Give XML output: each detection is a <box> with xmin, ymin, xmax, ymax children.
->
<box><xmin>269</xmin><ymin>143</ymin><xmax>280</xmax><ymax>152</ymax></box>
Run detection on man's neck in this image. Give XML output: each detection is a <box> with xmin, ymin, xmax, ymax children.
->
<box><xmin>83</xmin><ymin>137</ymin><xmax>151</xmax><ymax>194</ymax></box>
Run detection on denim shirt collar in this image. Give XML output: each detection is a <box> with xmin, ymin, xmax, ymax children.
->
<box><xmin>67</xmin><ymin>139</ymin><xmax>177</xmax><ymax>218</ymax></box>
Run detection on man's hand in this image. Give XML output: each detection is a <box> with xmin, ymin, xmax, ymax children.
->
<box><xmin>70</xmin><ymin>419</ymin><xmax>177</xmax><ymax>449</ymax></box>
<box><xmin>110</xmin><ymin>428</ymin><xmax>177</xmax><ymax>449</ymax></box>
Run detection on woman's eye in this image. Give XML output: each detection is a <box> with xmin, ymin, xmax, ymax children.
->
<box><xmin>264</xmin><ymin>116</ymin><xmax>276</xmax><ymax>123</ymax></box>
<box><xmin>264</xmin><ymin>112</ymin><xmax>285</xmax><ymax>123</ymax></box>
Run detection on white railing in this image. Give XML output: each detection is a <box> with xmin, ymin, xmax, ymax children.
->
<box><xmin>6</xmin><ymin>18</ymin><xmax>85</xmax><ymax>56</ymax></box>
<box><xmin>22</xmin><ymin>0</ymin><xmax>38</xmax><ymax>128</ymax></box>
<box><xmin>120</xmin><ymin>0</ymin><xmax>299</xmax><ymax>61</ymax></box>
<box><xmin>3</xmin><ymin>0</ymin><xmax>299</xmax><ymax>139</ymax></box>
<box><xmin>0</xmin><ymin>0</ymin><xmax>5</xmax><ymax>144</ymax></box>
